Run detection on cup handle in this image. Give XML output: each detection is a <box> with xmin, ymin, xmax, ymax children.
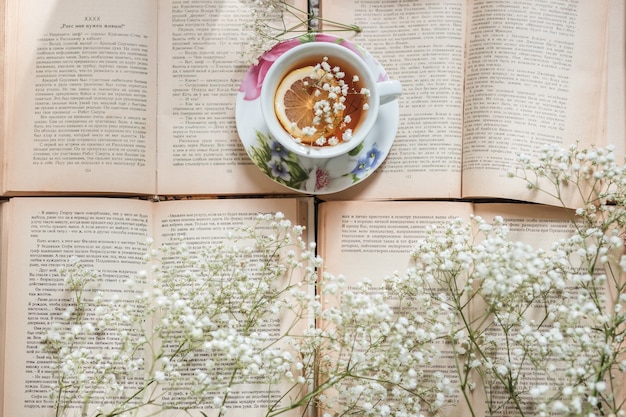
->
<box><xmin>377</xmin><ymin>80</ymin><xmax>402</xmax><ymax>105</ymax></box>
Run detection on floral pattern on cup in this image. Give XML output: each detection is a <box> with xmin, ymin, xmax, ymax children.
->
<box><xmin>349</xmin><ymin>145</ymin><xmax>381</xmax><ymax>181</ymax></box>
<box><xmin>248</xmin><ymin>130</ymin><xmax>310</xmax><ymax>190</ymax></box>
<box><xmin>239</xmin><ymin>33</ymin><xmax>369</xmax><ymax>101</ymax></box>
<box><xmin>236</xmin><ymin>34</ymin><xmax>398</xmax><ymax>194</ymax></box>
<box><xmin>249</xmin><ymin>130</ymin><xmax>381</xmax><ymax>193</ymax></box>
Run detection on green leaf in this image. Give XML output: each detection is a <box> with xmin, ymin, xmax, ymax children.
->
<box><xmin>348</xmin><ymin>142</ymin><xmax>364</xmax><ymax>156</ymax></box>
<box><xmin>298</xmin><ymin>33</ymin><xmax>316</xmax><ymax>43</ymax></box>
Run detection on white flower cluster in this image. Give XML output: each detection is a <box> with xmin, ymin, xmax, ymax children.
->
<box><xmin>403</xmin><ymin>144</ymin><xmax>626</xmax><ymax>416</ymax></box>
<box><xmin>44</xmin><ymin>213</ymin><xmax>460</xmax><ymax>417</ymax></box>
<box><xmin>42</xmin><ymin>260</ymin><xmax>147</xmax><ymax>416</ymax></box>
<box><xmin>313</xmin><ymin>272</ymin><xmax>456</xmax><ymax>417</ymax></box>
<box><xmin>512</xmin><ymin>143</ymin><xmax>626</xmax><ymax>208</ymax></box>
<box><xmin>44</xmin><ymin>144</ymin><xmax>626</xmax><ymax>417</ymax></box>
<box><xmin>243</xmin><ymin>0</ymin><xmax>360</xmax><ymax>64</ymax></box>
<box><xmin>44</xmin><ymin>213</ymin><xmax>323</xmax><ymax>416</ymax></box>
<box><xmin>244</xmin><ymin>0</ymin><xmax>293</xmax><ymax>64</ymax></box>
<box><xmin>300</xmin><ymin>58</ymin><xmax>369</xmax><ymax>147</ymax></box>
<box><xmin>410</xmin><ymin>207</ymin><xmax>626</xmax><ymax>416</ymax></box>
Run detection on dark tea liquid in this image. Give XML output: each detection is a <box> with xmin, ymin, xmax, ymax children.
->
<box><xmin>274</xmin><ymin>54</ymin><xmax>368</xmax><ymax>147</ymax></box>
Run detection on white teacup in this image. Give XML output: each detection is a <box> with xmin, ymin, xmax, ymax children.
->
<box><xmin>260</xmin><ymin>41</ymin><xmax>402</xmax><ymax>159</ymax></box>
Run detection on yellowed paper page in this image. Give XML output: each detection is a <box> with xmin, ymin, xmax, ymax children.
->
<box><xmin>607</xmin><ymin>0</ymin><xmax>626</xmax><ymax>160</ymax></box>
<box><xmin>4</xmin><ymin>0</ymin><xmax>158</xmax><ymax>195</ymax></box>
<box><xmin>317</xmin><ymin>200</ymin><xmax>475</xmax><ymax>416</ymax></box>
<box><xmin>2</xmin><ymin>197</ymin><xmax>154</xmax><ymax>416</ymax></box>
<box><xmin>2</xmin><ymin>197</ymin><xmax>313</xmax><ymax>416</ymax></box>
<box><xmin>0</xmin><ymin>201</ymin><xmax>8</xmax><ymax>415</ymax></box>
<box><xmin>462</xmin><ymin>0</ymin><xmax>610</xmax><ymax>204</ymax></box>
<box><xmin>151</xmin><ymin>197</ymin><xmax>313</xmax><ymax>416</ymax></box>
<box><xmin>319</xmin><ymin>0</ymin><xmax>465</xmax><ymax>200</ymax></box>
<box><xmin>156</xmin><ymin>0</ymin><xmax>308</xmax><ymax>195</ymax></box>
<box><xmin>467</xmin><ymin>203</ymin><xmax>624</xmax><ymax>414</ymax></box>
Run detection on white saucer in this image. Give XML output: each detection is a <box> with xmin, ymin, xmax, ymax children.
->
<box><xmin>235</xmin><ymin>34</ymin><xmax>399</xmax><ymax>195</ymax></box>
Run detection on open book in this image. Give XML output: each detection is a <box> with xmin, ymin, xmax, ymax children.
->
<box><xmin>0</xmin><ymin>196</ymin><xmax>314</xmax><ymax>416</ymax></box>
<box><xmin>1</xmin><ymin>0</ymin><xmax>309</xmax><ymax>197</ymax></box>
<box><xmin>1</xmin><ymin>0</ymin><xmax>615</xmax><ymax>205</ymax></box>
<box><xmin>1</xmin><ymin>197</ymin><xmax>624</xmax><ymax>415</ymax></box>
<box><xmin>317</xmin><ymin>200</ymin><xmax>625</xmax><ymax>415</ymax></box>
<box><xmin>319</xmin><ymin>0</ymin><xmax>612</xmax><ymax>204</ymax></box>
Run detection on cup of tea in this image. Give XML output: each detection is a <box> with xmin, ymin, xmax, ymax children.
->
<box><xmin>260</xmin><ymin>41</ymin><xmax>402</xmax><ymax>159</ymax></box>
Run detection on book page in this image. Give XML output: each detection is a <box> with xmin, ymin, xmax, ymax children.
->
<box><xmin>317</xmin><ymin>200</ymin><xmax>475</xmax><ymax>415</ymax></box>
<box><xmin>0</xmin><ymin>201</ymin><xmax>8</xmax><ymax>414</ymax></box>
<box><xmin>468</xmin><ymin>203</ymin><xmax>624</xmax><ymax>414</ymax></box>
<box><xmin>607</xmin><ymin>0</ymin><xmax>626</xmax><ymax>160</ymax></box>
<box><xmin>292</xmin><ymin>0</ymin><xmax>466</xmax><ymax>200</ymax></box>
<box><xmin>3</xmin><ymin>0</ymin><xmax>158</xmax><ymax>195</ymax></box>
<box><xmin>2</xmin><ymin>197</ymin><xmax>154</xmax><ymax>416</ymax></box>
<box><xmin>464</xmin><ymin>204</ymin><xmax>577</xmax><ymax>414</ymax></box>
<box><xmin>318</xmin><ymin>201</ymin><xmax>625</xmax><ymax>414</ymax></box>
<box><xmin>150</xmin><ymin>197</ymin><xmax>314</xmax><ymax>416</ymax></box>
<box><xmin>462</xmin><ymin>0</ymin><xmax>609</xmax><ymax>204</ymax></box>
<box><xmin>0</xmin><ymin>0</ymin><xmax>6</xmax><ymax>194</ymax></box>
<box><xmin>153</xmin><ymin>197</ymin><xmax>313</xmax><ymax>250</ymax></box>
<box><xmin>1</xmin><ymin>196</ymin><xmax>314</xmax><ymax>416</ymax></box>
<box><xmin>318</xmin><ymin>201</ymin><xmax>472</xmax><ymax>279</ymax></box>
<box><xmin>156</xmin><ymin>0</ymin><xmax>308</xmax><ymax>195</ymax></box>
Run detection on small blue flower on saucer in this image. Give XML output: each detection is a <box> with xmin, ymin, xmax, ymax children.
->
<box><xmin>350</xmin><ymin>145</ymin><xmax>381</xmax><ymax>179</ymax></box>
<box><xmin>269</xmin><ymin>158</ymin><xmax>291</xmax><ymax>181</ymax></box>
<box><xmin>365</xmin><ymin>145</ymin><xmax>381</xmax><ymax>167</ymax></box>
<box><xmin>270</xmin><ymin>140</ymin><xmax>290</xmax><ymax>159</ymax></box>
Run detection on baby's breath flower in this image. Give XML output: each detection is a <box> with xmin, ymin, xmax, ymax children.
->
<box><xmin>243</xmin><ymin>0</ymin><xmax>360</xmax><ymax>64</ymax></box>
<box><xmin>297</xmin><ymin>60</ymin><xmax>369</xmax><ymax>146</ymax></box>
<box><xmin>42</xmin><ymin>145</ymin><xmax>626</xmax><ymax>417</ymax></box>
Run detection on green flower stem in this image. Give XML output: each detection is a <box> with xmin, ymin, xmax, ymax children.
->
<box><xmin>280</xmin><ymin>0</ymin><xmax>361</xmax><ymax>34</ymax></box>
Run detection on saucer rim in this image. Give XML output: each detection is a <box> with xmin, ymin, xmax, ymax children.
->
<box><xmin>235</xmin><ymin>35</ymin><xmax>399</xmax><ymax>195</ymax></box>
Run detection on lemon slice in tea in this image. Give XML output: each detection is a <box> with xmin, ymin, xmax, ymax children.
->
<box><xmin>274</xmin><ymin>66</ymin><xmax>342</xmax><ymax>144</ymax></box>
